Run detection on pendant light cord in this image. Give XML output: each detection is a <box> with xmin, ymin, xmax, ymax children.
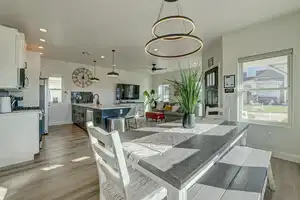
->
<box><xmin>153</xmin><ymin>0</ymin><xmax>165</xmax><ymax>34</ymax></box>
<box><xmin>157</xmin><ymin>0</ymin><xmax>165</xmax><ymax>21</ymax></box>
<box><xmin>112</xmin><ymin>50</ymin><xmax>115</xmax><ymax>72</ymax></box>
<box><xmin>93</xmin><ymin>60</ymin><xmax>96</xmax><ymax>76</ymax></box>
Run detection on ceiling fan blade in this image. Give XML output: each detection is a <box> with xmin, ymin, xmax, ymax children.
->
<box><xmin>155</xmin><ymin>68</ymin><xmax>167</xmax><ymax>70</ymax></box>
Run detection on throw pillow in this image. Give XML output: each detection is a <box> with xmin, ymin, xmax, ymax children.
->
<box><xmin>172</xmin><ymin>105</ymin><xmax>180</xmax><ymax>112</ymax></box>
<box><xmin>156</xmin><ymin>102</ymin><xmax>165</xmax><ymax>110</ymax></box>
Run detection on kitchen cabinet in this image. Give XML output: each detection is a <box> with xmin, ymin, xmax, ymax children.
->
<box><xmin>22</xmin><ymin>52</ymin><xmax>41</xmax><ymax>107</ymax></box>
<box><xmin>72</xmin><ymin>104</ymin><xmax>131</xmax><ymax>131</ymax></box>
<box><xmin>72</xmin><ymin>105</ymin><xmax>87</xmax><ymax>131</ymax></box>
<box><xmin>0</xmin><ymin>25</ymin><xmax>26</xmax><ymax>89</ymax></box>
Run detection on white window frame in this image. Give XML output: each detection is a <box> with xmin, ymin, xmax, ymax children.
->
<box><xmin>158</xmin><ymin>84</ymin><xmax>170</xmax><ymax>102</ymax></box>
<box><xmin>237</xmin><ymin>49</ymin><xmax>293</xmax><ymax>127</ymax></box>
<box><xmin>48</xmin><ymin>77</ymin><xmax>63</xmax><ymax>104</ymax></box>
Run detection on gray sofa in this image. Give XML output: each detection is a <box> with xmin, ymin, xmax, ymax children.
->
<box><xmin>152</xmin><ymin>102</ymin><xmax>183</xmax><ymax>122</ymax></box>
<box><xmin>163</xmin><ymin>111</ymin><xmax>183</xmax><ymax>122</ymax></box>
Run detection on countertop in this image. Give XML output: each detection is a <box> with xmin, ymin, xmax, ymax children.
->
<box><xmin>72</xmin><ymin>103</ymin><xmax>131</xmax><ymax>110</ymax></box>
<box><xmin>0</xmin><ymin>110</ymin><xmax>42</xmax><ymax>116</ymax></box>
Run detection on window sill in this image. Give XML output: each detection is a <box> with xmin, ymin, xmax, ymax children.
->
<box><xmin>239</xmin><ymin>119</ymin><xmax>292</xmax><ymax>128</ymax></box>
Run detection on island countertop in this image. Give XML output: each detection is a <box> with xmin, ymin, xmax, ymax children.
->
<box><xmin>72</xmin><ymin>103</ymin><xmax>131</xmax><ymax>110</ymax></box>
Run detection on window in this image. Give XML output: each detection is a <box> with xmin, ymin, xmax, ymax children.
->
<box><xmin>49</xmin><ymin>77</ymin><xmax>63</xmax><ymax>103</ymax></box>
<box><xmin>238</xmin><ymin>49</ymin><xmax>292</xmax><ymax>126</ymax></box>
<box><xmin>158</xmin><ymin>84</ymin><xmax>170</xmax><ymax>102</ymax></box>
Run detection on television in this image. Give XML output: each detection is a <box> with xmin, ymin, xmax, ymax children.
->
<box><xmin>116</xmin><ymin>84</ymin><xmax>140</xmax><ymax>100</ymax></box>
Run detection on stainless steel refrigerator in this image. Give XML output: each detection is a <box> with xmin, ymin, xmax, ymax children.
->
<box><xmin>39</xmin><ymin>78</ymin><xmax>49</xmax><ymax>134</ymax></box>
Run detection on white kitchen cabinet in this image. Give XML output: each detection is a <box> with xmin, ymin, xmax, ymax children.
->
<box><xmin>0</xmin><ymin>25</ymin><xmax>26</xmax><ymax>89</ymax></box>
<box><xmin>0</xmin><ymin>111</ymin><xmax>40</xmax><ymax>168</ymax></box>
<box><xmin>22</xmin><ymin>51</ymin><xmax>41</xmax><ymax>107</ymax></box>
<box><xmin>16</xmin><ymin>33</ymin><xmax>26</xmax><ymax>69</ymax></box>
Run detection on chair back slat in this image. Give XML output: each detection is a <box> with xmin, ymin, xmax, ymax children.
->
<box><xmin>98</xmin><ymin>158</ymin><xmax>122</xmax><ymax>188</ymax></box>
<box><xmin>86</xmin><ymin>122</ymin><xmax>130</xmax><ymax>194</ymax></box>
<box><xmin>93</xmin><ymin>141</ymin><xmax>117</xmax><ymax>168</ymax></box>
<box><xmin>89</xmin><ymin>126</ymin><xmax>112</xmax><ymax>147</ymax></box>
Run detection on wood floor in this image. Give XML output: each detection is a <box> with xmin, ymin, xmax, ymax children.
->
<box><xmin>0</xmin><ymin>124</ymin><xmax>299</xmax><ymax>200</ymax></box>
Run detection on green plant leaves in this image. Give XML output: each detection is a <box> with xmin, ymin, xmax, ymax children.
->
<box><xmin>167</xmin><ymin>67</ymin><xmax>203</xmax><ymax>114</ymax></box>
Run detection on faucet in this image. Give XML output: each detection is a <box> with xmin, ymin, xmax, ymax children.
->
<box><xmin>93</xmin><ymin>94</ymin><xmax>100</xmax><ymax>105</ymax></box>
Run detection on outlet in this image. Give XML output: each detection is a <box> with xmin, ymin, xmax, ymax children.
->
<box><xmin>267</xmin><ymin>132</ymin><xmax>272</xmax><ymax>138</ymax></box>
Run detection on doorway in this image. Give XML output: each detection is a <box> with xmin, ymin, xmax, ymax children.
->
<box><xmin>205</xmin><ymin>66</ymin><xmax>219</xmax><ymax>108</ymax></box>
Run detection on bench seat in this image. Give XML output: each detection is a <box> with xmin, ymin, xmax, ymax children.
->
<box><xmin>188</xmin><ymin>146</ymin><xmax>271</xmax><ymax>200</ymax></box>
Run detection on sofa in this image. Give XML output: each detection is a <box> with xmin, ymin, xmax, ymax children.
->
<box><xmin>153</xmin><ymin>102</ymin><xmax>183</xmax><ymax>122</ymax></box>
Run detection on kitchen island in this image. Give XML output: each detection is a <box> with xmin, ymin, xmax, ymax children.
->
<box><xmin>72</xmin><ymin>104</ymin><xmax>132</xmax><ymax>131</ymax></box>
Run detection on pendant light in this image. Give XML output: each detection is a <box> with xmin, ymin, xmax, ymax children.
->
<box><xmin>145</xmin><ymin>0</ymin><xmax>203</xmax><ymax>58</ymax></box>
<box><xmin>90</xmin><ymin>60</ymin><xmax>100</xmax><ymax>82</ymax></box>
<box><xmin>107</xmin><ymin>50</ymin><xmax>119</xmax><ymax>78</ymax></box>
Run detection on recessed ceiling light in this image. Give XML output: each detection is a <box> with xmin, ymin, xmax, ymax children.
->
<box><xmin>40</xmin><ymin>38</ymin><xmax>46</xmax><ymax>42</ymax></box>
<box><xmin>38</xmin><ymin>46</ymin><xmax>44</xmax><ymax>49</ymax></box>
<box><xmin>40</xmin><ymin>52</ymin><xmax>43</xmax><ymax>55</ymax></box>
<box><xmin>39</xmin><ymin>28</ymin><xmax>47</xmax><ymax>33</ymax></box>
<box><xmin>154</xmin><ymin>48</ymin><xmax>158</xmax><ymax>51</ymax></box>
<box><xmin>101</xmin><ymin>56</ymin><xmax>105</xmax><ymax>59</ymax></box>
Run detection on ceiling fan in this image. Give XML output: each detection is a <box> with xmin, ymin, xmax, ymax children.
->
<box><xmin>151</xmin><ymin>64</ymin><xmax>166</xmax><ymax>72</ymax></box>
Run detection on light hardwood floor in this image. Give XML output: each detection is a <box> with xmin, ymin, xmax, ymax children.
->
<box><xmin>0</xmin><ymin>124</ymin><xmax>299</xmax><ymax>200</ymax></box>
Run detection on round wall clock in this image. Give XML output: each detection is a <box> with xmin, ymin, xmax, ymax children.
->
<box><xmin>72</xmin><ymin>68</ymin><xmax>93</xmax><ymax>88</ymax></box>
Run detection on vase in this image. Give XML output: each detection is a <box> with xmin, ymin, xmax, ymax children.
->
<box><xmin>182</xmin><ymin>113</ymin><xmax>196</xmax><ymax>129</ymax></box>
<box><xmin>195</xmin><ymin>103</ymin><xmax>203</xmax><ymax>117</ymax></box>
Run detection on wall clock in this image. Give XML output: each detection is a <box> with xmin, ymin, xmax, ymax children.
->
<box><xmin>72</xmin><ymin>68</ymin><xmax>93</xmax><ymax>88</ymax></box>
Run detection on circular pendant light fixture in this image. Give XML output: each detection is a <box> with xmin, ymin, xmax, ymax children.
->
<box><xmin>90</xmin><ymin>60</ymin><xmax>100</xmax><ymax>82</ymax></box>
<box><xmin>145</xmin><ymin>0</ymin><xmax>203</xmax><ymax>58</ymax></box>
<box><xmin>107</xmin><ymin>50</ymin><xmax>119</xmax><ymax>78</ymax></box>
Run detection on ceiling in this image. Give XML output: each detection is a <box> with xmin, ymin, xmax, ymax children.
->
<box><xmin>0</xmin><ymin>0</ymin><xmax>299</xmax><ymax>71</ymax></box>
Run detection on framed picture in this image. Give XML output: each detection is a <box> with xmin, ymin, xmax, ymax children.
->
<box><xmin>224</xmin><ymin>75</ymin><xmax>235</xmax><ymax>88</ymax></box>
<box><xmin>208</xmin><ymin>57</ymin><xmax>214</xmax><ymax>67</ymax></box>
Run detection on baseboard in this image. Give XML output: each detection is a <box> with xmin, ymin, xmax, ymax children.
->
<box><xmin>272</xmin><ymin>151</ymin><xmax>300</xmax><ymax>164</ymax></box>
<box><xmin>49</xmin><ymin>121</ymin><xmax>73</xmax><ymax>126</ymax></box>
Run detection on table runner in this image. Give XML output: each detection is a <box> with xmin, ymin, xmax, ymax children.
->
<box><xmin>123</xmin><ymin>119</ymin><xmax>237</xmax><ymax>168</ymax></box>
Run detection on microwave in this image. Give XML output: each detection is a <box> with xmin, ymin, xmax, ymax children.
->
<box><xmin>17</xmin><ymin>68</ymin><xmax>28</xmax><ymax>89</ymax></box>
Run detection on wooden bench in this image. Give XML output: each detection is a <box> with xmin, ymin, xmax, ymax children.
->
<box><xmin>188</xmin><ymin>146</ymin><xmax>274</xmax><ymax>200</ymax></box>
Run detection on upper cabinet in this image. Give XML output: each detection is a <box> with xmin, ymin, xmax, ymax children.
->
<box><xmin>16</xmin><ymin>33</ymin><xmax>26</xmax><ymax>69</ymax></box>
<box><xmin>0</xmin><ymin>25</ymin><xmax>26</xmax><ymax>89</ymax></box>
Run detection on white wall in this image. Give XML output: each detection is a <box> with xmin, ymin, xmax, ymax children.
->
<box><xmin>202</xmin><ymin>38</ymin><xmax>223</xmax><ymax>72</ymax></box>
<box><xmin>222</xmin><ymin>12</ymin><xmax>300</xmax><ymax>159</ymax></box>
<box><xmin>41</xmin><ymin>58</ymin><xmax>152</xmax><ymax>126</ymax></box>
<box><xmin>202</xmin><ymin>38</ymin><xmax>223</xmax><ymax>107</ymax></box>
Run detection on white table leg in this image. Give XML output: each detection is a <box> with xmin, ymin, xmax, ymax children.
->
<box><xmin>241</xmin><ymin>130</ymin><xmax>247</xmax><ymax>146</ymax></box>
<box><xmin>167</xmin><ymin>188</ymin><xmax>187</xmax><ymax>200</ymax></box>
<box><xmin>268</xmin><ymin>163</ymin><xmax>276</xmax><ymax>191</ymax></box>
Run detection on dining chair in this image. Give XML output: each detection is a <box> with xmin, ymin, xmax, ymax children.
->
<box><xmin>205</xmin><ymin>107</ymin><xmax>229</xmax><ymax>120</ymax></box>
<box><xmin>86</xmin><ymin>122</ymin><xmax>167</xmax><ymax>200</ymax></box>
<box><xmin>125</xmin><ymin>106</ymin><xmax>141</xmax><ymax>130</ymax></box>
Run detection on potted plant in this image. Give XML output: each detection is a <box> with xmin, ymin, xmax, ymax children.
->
<box><xmin>168</xmin><ymin>68</ymin><xmax>203</xmax><ymax>128</ymax></box>
<box><xmin>143</xmin><ymin>89</ymin><xmax>159</xmax><ymax>111</ymax></box>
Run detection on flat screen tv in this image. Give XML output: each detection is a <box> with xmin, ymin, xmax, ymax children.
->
<box><xmin>116</xmin><ymin>84</ymin><xmax>140</xmax><ymax>100</ymax></box>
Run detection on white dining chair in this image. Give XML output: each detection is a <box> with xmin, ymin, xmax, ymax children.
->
<box><xmin>125</xmin><ymin>106</ymin><xmax>140</xmax><ymax>130</ymax></box>
<box><xmin>205</xmin><ymin>107</ymin><xmax>229</xmax><ymax>120</ymax></box>
<box><xmin>86</xmin><ymin>122</ymin><xmax>167</xmax><ymax>200</ymax></box>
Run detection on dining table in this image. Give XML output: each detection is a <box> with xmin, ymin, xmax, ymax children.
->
<box><xmin>120</xmin><ymin>118</ymin><xmax>249</xmax><ymax>200</ymax></box>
